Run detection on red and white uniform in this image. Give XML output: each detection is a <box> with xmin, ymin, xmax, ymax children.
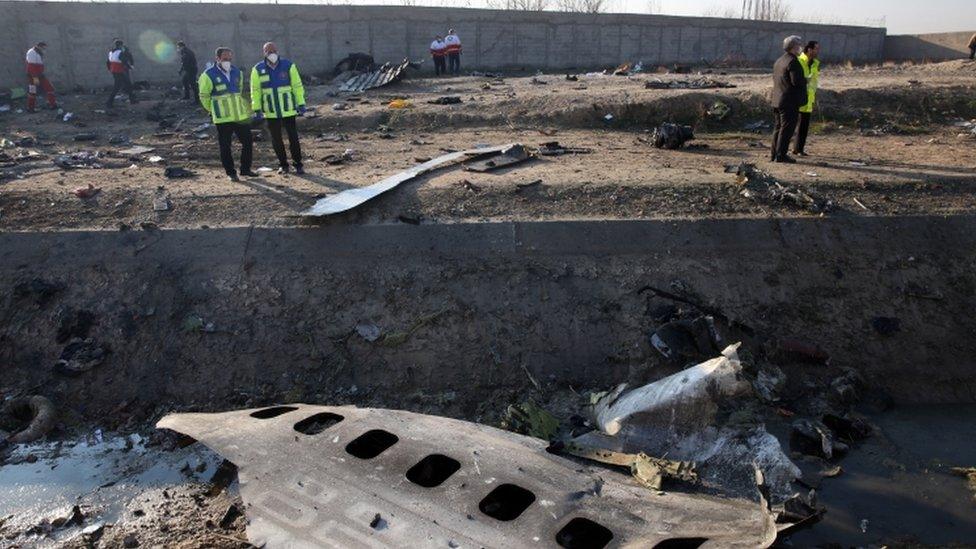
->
<box><xmin>429</xmin><ymin>39</ymin><xmax>446</xmax><ymax>57</ymax></box>
<box><xmin>25</xmin><ymin>46</ymin><xmax>57</xmax><ymax>110</ymax></box>
<box><xmin>444</xmin><ymin>33</ymin><xmax>462</xmax><ymax>55</ymax></box>
<box><xmin>26</xmin><ymin>47</ymin><xmax>45</xmax><ymax>76</ymax></box>
<box><xmin>107</xmin><ymin>49</ymin><xmax>127</xmax><ymax>73</ymax></box>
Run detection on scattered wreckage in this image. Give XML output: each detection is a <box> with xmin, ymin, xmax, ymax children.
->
<box><xmin>651</xmin><ymin>123</ymin><xmax>695</xmax><ymax>150</ymax></box>
<box><xmin>158</xmin><ymin>403</ymin><xmax>778</xmax><ymax>548</ymax></box>
<box><xmin>644</xmin><ymin>78</ymin><xmax>736</xmax><ymax>90</ymax></box>
<box><xmin>303</xmin><ymin>143</ymin><xmax>540</xmax><ymax>217</ymax></box>
<box><xmin>727</xmin><ymin>162</ymin><xmax>833</xmax><ymax>214</ymax></box>
<box><xmin>338</xmin><ymin>59</ymin><xmax>415</xmax><ymax>93</ymax></box>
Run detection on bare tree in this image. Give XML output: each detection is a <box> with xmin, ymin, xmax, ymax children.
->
<box><xmin>486</xmin><ymin>0</ymin><xmax>551</xmax><ymax>10</ymax></box>
<box><xmin>646</xmin><ymin>0</ymin><xmax>662</xmax><ymax>13</ymax></box>
<box><xmin>557</xmin><ymin>0</ymin><xmax>611</xmax><ymax>13</ymax></box>
<box><xmin>702</xmin><ymin>4</ymin><xmax>739</xmax><ymax>18</ymax></box>
<box><xmin>739</xmin><ymin>0</ymin><xmax>792</xmax><ymax>21</ymax></box>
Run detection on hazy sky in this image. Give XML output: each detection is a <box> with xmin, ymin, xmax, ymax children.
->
<box><xmin>284</xmin><ymin>0</ymin><xmax>974</xmax><ymax>35</ymax></box>
<box><xmin>649</xmin><ymin>0</ymin><xmax>974</xmax><ymax>34</ymax></box>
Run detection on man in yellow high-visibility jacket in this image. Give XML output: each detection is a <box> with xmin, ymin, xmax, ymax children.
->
<box><xmin>793</xmin><ymin>41</ymin><xmax>820</xmax><ymax>157</ymax></box>
<box><xmin>250</xmin><ymin>42</ymin><xmax>306</xmax><ymax>174</ymax></box>
<box><xmin>199</xmin><ymin>47</ymin><xmax>257</xmax><ymax>182</ymax></box>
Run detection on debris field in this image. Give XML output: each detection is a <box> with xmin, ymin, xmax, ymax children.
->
<box><xmin>2</xmin><ymin>58</ymin><xmax>976</xmax><ymax>548</ymax></box>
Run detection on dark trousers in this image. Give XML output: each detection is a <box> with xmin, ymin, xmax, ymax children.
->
<box><xmin>266</xmin><ymin>116</ymin><xmax>303</xmax><ymax>168</ymax></box>
<box><xmin>448</xmin><ymin>53</ymin><xmax>460</xmax><ymax>75</ymax></box>
<box><xmin>433</xmin><ymin>56</ymin><xmax>447</xmax><ymax>76</ymax></box>
<box><xmin>970</xmin><ymin>46</ymin><xmax>975</xmax><ymax>60</ymax></box>
<box><xmin>793</xmin><ymin>112</ymin><xmax>811</xmax><ymax>154</ymax></box>
<box><xmin>771</xmin><ymin>108</ymin><xmax>799</xmax><ymax>160</ymax></box>
<box><xmin>181</xmin><ymin>72</ymin><xmax>198</xmax><ymax>101</ymax></box>
<box><xmin>107</xmin><ymin>72</ymin><xmax>137</xmax><ymax>107</ymax></box>
<box><xmin>216</xmin><ymin>122</ymin><xmax>253</xmax><ymax>176</ymax></box>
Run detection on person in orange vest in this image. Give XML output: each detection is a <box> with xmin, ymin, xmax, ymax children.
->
<box><xmin>106</xmin><ymin>39</ymin><xmax>139</xmax><ymax>108</ymax></box>
<box><xmin>429</xmin><ymin>35</ymin><xmax>447</xmax><ymax>76</ymax></box>
<box><xmin>25</xmin><ymin>42</ymin><xmax>58</xmax><ymax>113</ymax></box>
<box><xmin>444</xmin><ymin>29</ymin><xmax>462</xmax><ymax>76</ymax></box>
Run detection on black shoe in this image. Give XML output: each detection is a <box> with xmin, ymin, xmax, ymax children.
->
<box><xmin>776</xmin><ymin>156</ymin><xmax>797</xmax><ymax>164</ymax></box>
<box><xmin>240</xmin><ymin>170</ymin><xmax>260</xmax><ymax>177</ymax></box>
<box><xmin>277</xmin><ymin>165</ymin><xmax>289</xmax><ymax>175</ymax></box>
<box><xmin>227</xmin><ymin>173</ymin><xmax>240</xmax><ymax>182</ymax></box>
<box><xmin>294</xmin><ymin>164</ymin><xmax>305</xmax><ymax>175</ymax></box>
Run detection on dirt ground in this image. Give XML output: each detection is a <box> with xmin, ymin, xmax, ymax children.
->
<box><xmin>1</xmin><ymin>60</ymin><xmax>975</xmax><ymax>230</ymax></box>
<box><xmin>2</xmin><ymin>60</ymin><xmax>976</xmax><ymax>548</ymax></box>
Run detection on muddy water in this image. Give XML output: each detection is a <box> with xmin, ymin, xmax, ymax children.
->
<box><xmin>785</xmin><ymin>404</ymin><xmax>976</xmax><ymax>546</ymax></box>
<box><xmin>0</xmin><ymin>434</ymin><xmax>225</xmax><ymax>546</ymax></box>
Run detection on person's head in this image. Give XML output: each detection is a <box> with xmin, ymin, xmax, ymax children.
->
<box><xmin>35</xmin><ymin>41</ymin><xmax>47</xmax><ymax>53</ymax></box>
<box><xmin>113</xmin><ymin>38</ymin><xmax>124</xmax><ymax>49</ymax></box>
<box><xmin>448</xmin><ymin>28</ymin><xmax>455</xmax><ymax>35</ymax></box>
<box><xmin>215</xmin><ymin>47</ymin><xmax>233</xmax><ymax>69</ymax></box>
<box><xmin>262</xmin><ymin>42</ymin><xmax>279</xmax><ymax>63</ymax></box>
<box><xmin>176</xmin><ymin>41</ymin><xmax>185</xmax><ymax>51</ymax></box>
<box><xmin>804</xmin><ymin>40</ymin><xmax>821</xmax><ymax>60</ymax></box>
<box><xmin>783</xmin><ymin>35</ymin><xmax>803</xmax><ymax>56</ymax></box>
<box><xmin>435</xmin><ymin>35</ymin><xmax>442</xmax><ymax>41</ymax></box>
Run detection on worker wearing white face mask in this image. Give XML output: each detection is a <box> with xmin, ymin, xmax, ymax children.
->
<box><xmin>250</xmin><ymin>42</ymin><xmax>306</xmax><ymax>174</ymax></box>
<box><xmin>198</xmin><ymin>47</ymin><xmax>257</xmax><ymax>181</ymax></box>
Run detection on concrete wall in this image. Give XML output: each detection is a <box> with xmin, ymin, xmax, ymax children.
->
<box><xmin>0</xmin><ymin>2</ymin><xmax>886</xmax><ymax>89</ymax></box>
<box><xmin>884</xmin><ymin>31</ymin><xmax>975</xmax><ymax>61</ymax></box>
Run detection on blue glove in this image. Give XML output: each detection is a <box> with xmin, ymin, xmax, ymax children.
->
<box><xmin>297</xmin><ymin>105</ymin><xmax>307</xmax><ymax>116</ymax></box>
<box><xmin>252</xmin><ymin>112</ymin><xmax>263</xmax><ymax>121</ymax></box>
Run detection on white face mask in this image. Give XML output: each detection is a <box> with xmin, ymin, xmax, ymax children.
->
<box><xmin>219</xmin><ymin>61</ymin><xmax>232</xmax><ymax>71</ymax></box>
<box><xmin>266</xmin><ymin>53</ymin><xmax>278</xmax><ymax>64</ymax></box>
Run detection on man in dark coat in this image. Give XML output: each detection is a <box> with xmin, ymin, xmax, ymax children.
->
<box><xmin>770</xmin><ymin>35</ymin><xmax>807</xmax><ymax>163</ymax></box>
<box><xmin>177</xmin><ymin>41</ymin><xmax>199</xmax><ymax>102</ymax></box>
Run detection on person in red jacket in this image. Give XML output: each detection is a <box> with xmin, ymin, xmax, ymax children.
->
<box><xmin>25</xmin><ymin>42</ymin><xmax>58</xmax><ymax>112</ymax></box>
<box><xmin>106</xmin><ymin>38</ymin><xmax>139</xmax><ymax>108</ymax></box>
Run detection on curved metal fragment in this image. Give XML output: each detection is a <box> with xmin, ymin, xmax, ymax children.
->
<box><xmin>158</xmin><ymin>405</ymin><xmax>776</xmax><ymax>548</ymax></box>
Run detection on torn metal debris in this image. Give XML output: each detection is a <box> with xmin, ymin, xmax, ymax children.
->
<box><xmin>302</xmin><ymin>144</ymin><xmax>518</xmax><ymax>217</ymax></box>
<box><xmin>728</xmin><ymin>163</ymin><xmax>833</xmax><ymax>214</ymax></box>
<box><xmin>339</xmin><ymin>59</ymin><xmax>413</xmax><ymax>93</ymax></box>
<box><xmin>579</xmin><ymin>345</ymin><xmax>802</xmax><ymax>502</ymax></box>
<box><xmin>462</xmin><ymin>144</ymin><xmax>532</xmax><ymax>172</ymax></box>
<box><xmin>158</xmin><ymin>404</ymin><xmax>777</xmax><ymax>548</ymax></box>
<box><xmin>553</xmin><ymin>441</ymin><xmax>697</xmax><ymax>491</ymax></box>
<box><xmin>651</xmin><ymin>123</ymin><xmax>695</xmax><ymax>149</ymax></box>
<box><xmin>536</xmin><ymin>142</ymin><xmax>592</xmax><ymax>156</ymax></box>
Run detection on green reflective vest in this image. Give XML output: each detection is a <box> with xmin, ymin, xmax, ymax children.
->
<box><xmin>798</xmin><ymin>53</ymin><xmax>820</xmax><ymax>114</ymax></box>
<box><xmin>250</xmin><ymin>59</ymin><xmax>305</xmax><ymax>119</ymax></box>
<box><xmin>198</xmin><ymin>65</ymin><xmax>251</xmax><ymax>124</ymax></box>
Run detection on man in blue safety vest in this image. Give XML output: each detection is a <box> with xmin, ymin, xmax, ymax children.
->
<box><xmin>199</xmin><ymin>47</ymin><xmax>258</xmax><ymax>182</ymax></box>
<box><xmin>250</xmin><ymin>42</ymin><xmax>307</xmax><ymax>175</ymax></box>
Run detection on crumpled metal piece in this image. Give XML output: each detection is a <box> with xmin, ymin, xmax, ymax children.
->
<box><xmin>158</xmin><ymin>404</ymin><xmax>777</xmax><ymax>548</ymax></box>
<box><xmin>339</xmin><ymin>59</ymin><xmax>412</xmax><ymax>93</ymax></box>
<box><xmin>303</xmin><ymin>144</ymin><xmax>517</xmax><ymax>217</ymax></box>
<box><xmin>555</xmin><ymin>441</ymin><xmax>697</xmax><ymax>491</ymax></box>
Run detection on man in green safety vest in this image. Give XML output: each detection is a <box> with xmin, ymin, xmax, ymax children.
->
<box><xmin>251</xmin><ymin>42</ymin><xmax>306</xmax><ymax>175</ymax></box>
<box><xmin>793</xmin><ymin>41</ymin><xmax>821</xmax><ymax>157</ymax></box>
<box><xmin>199</xmin><ymin>47</ymin><xmax>258</xmax><ymax>182</ymax></box>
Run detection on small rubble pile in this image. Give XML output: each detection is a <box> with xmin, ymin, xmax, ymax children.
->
<box><xmin>727</xmin><ymin>162</ymin><xmax>833</xmax><ymax>214</ymax></box>
<box><xmin>644</xmin><ymin>77</ymin><xmax>736</xmax><ymax>89</ymax></box>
